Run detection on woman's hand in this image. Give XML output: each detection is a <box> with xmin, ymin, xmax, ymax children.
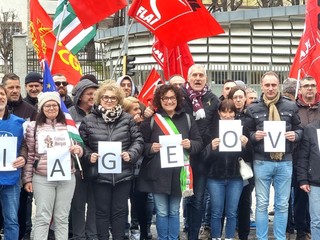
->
<box><xmin>151</xmin><ymin>143</ymin><xmax>162</xmax><ymax>153</ymax></box>
<box><xmin>90</xmin><ymin>153</ymin><xmax>99</xmax><ymax>163</ymax></box>
<box><xmin>181</xmin><ymin>139</ymin><xmax>191</xmax><ymax>149</ymax></box>
<box><xmin>211</xmin><ymin>138</ymin><xmax>220</xmax><ymax>151</ymax></box>
<box><xmin>240</xmin><ymin>135</ymin><xmax>248</xmax><ymax>147</ymax></box>
<box><xmin>133</xmin><ymin>114</ymin><xmax>144</xmax><ymax>123</ymax></box>
<box><xmin>24</xmin><ymin>182</ymin><xmax>33</xmax><ymax>193</ymax></box>
<box><xmin>121</xmin><ymin>152</ymin><xmax>131</xmax><ymax>162</ymax></box>
<box><xmin>70</xmin><ymin>145</ymin><xmax>83</xmax><ymax>157</ymax></box>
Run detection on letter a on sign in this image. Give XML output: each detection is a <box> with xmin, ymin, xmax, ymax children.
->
<box><xmin>0</xmin><ymin>137</ymin><xmax>17</xmax><ymax>171</ymax></box>
<box><xmin>47</xmin><ymin>147</ymin><xmax>71</xmax><ymax>181</ymax></box>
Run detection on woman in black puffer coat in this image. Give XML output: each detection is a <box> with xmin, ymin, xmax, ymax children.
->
<box><xmin>79</xmin><ymin>80</ymin><xmax>144</xmax><ymax>240</ymax></box>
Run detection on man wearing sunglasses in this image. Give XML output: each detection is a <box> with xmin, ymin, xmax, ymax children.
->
<box><xmin>53</xmin><ymin>74</ymin><xmax>73</xmax><ymax>108</ymax></box>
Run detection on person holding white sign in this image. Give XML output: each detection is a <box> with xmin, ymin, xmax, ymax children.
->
<box><xmin>22</xmin><ymin>91</ymin><xmax>83</xmax><ymax>240</ymax></box>
<box><xmin>138</xmin><ymin>84</ymin><xmax>203</xmax><ymax>240</ymax></box>
<box><xmin>202</xmin><ymin>99</ymin><xmax>253</xmax><ymax>240</ymax></box>
<box><xmin>79</xmin><ymin>81</ymin><xmax>143</xmax><ymax>240</ymax></box>
<box><xmin>0</xmin><ymin>84</ymin><xmax>28</xmax><ymax>240</ymax></box>
<box><xmin>245</xmin><ymin>71</ymin><xmax>303</xmax><ymax>240</ymax></box>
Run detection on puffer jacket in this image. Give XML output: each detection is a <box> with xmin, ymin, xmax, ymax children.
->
<box><xmin>245</xmin><ymin>95</ymin><xmax>303</xmax><ymax>161</ymax></box>
<box><xmin>22</xmin><ymin>120</ymin><xmax>77</xmax><ymax>184</ymax></box>
<box><xmin>297</xmin><ymin>120</ymin><xmax>320</xmax><ymax>187</ymax></box>
<box><xmin>79</xmin><ymin>106</ymin><xmax>144</xmax><ymax>185</ymax></box>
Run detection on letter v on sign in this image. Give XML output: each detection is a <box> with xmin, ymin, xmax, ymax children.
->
<box><xmin>268</xmin><ymin>132</ymin><xmax>281</xmax><ymax>148</ymax></box>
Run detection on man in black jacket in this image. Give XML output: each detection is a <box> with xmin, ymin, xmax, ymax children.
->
<box><xmin>245</xmin><ymin>71</ymin><xmax>303</xmax><ymax>240</ymax></box>
<box><xmin>23</xmin><ymin>72</ymin><xmax>43</xmax><ymax>107</ymax></box>
<box><xmin>181</xmin><ymin>64</ymin><xmax>220</xmax><ymax>240</ymax></box>
<box><xmin>297</xmin><ymin>120</ymin><xmax>320</xmax><ymax>240</ymax></box>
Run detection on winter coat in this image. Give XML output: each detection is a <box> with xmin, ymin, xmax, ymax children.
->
<box><xmin>245</xmin><ymin>95</ymin><xmax>303</xmax><ymax>161</ymax></box>
<box><xmin>202</xmin><ymin>124</ymin><xmax>253</xmax><ymax>180</ymax></box>
<box><xmin>22</xmin><ymin>120</ymin><xmax>78</xmax><ymax>184</ymax></box>
<box><xmin>296</xmin><ymin>93</ymin><xmax>320</xmax><ymax>128</ymax></box>
<box><xmin>137</xmin><ymin>109</ymin><xmax>203</xmax><ymax>197</ymax></box>
<box><xmin>79</xmin><ymin>106</ymin><xmax>144</xmax><ymax>185</ymax></box>
<box><xmin>7</xmin><ymin>96</ymin><xmax>37</xmax><ymax>121</ymax></box>
<box><xmin>297</xmin><ymin>120</ymin><xmax>320</xmax><ymax>187</ymax></box>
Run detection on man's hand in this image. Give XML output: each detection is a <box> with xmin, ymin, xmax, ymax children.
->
<box><xmin>181</xmin><ymin>139</ymin><xmax>191</xmax><ymax>149</ymax></box>
<box><xmin>12</xmin><ymin>156</ymin><xmax>25</xmax><ymax>168</ymax></box>
<box><xmin>284</xmin><ymin>131</ymin><xmax>296</xmax><ymax>142</ymax></box>
<box><xmin>151</xmin><ymin>143</ymin><xmax>161</xmax><ymax>153</ymax></box>
<box><xmin>255</xmin><ymin>130</ymin><xmax>267</xmax><ymax>141</ymax></box>
<box><xmin>211</xmin><ymin>138</ymin><xmax>220</xmax><ymax>151</ymax></box>
<box><xmin>300</xmin><ymin>184</ymin><xmax>310</xmax><ymax>193</ymax></box>
<box><xmin>121</xmin><ymin>152</ymin><xmax>131</xmax><ymax>162</ymax></box>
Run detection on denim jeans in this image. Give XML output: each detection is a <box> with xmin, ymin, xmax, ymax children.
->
<box><xmin>207</xmin><ymin>178</ymin><xmax>243</xmax><ymax>239</ymax></box>
<box><xmin>308</xmin><ymin>186</ymin><xmax>320</xmax><ymax>239</ymax></box>
<box><xmin>188</xmin><ymin>160</ymin><xmax>207</xmax><ymax>240</ymax></box>
<box><xmin>0</xmin><ymin>183</ymin><xmax>20</xmax><ymax>240</ymax></box>
<box><xmin>153</xmin><ymin>193</ymin><xmax>181</xmax><ymax>240</ymax></box>
<box><xmin>254</xmin><ymin>160</ymin><xmax>292</xmax><ymax>240</ymax></box>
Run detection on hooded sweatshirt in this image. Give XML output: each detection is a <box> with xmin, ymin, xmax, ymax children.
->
<box><xmin>116</xmin><ymin>75</ymin><xmax>136</xmax><ymax>97</ymax></box>
<box><xmin>68</xmin><ymin>79</ymin><xmax>98</xmax><ymax>125</ymax></box>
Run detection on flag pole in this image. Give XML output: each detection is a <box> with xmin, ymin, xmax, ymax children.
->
<box><xmin>70</xmin><ymin>138</ymin><xmax>84</xmax><ymax>179</ymax></box>
<box><xmin>177</xmin><ymin>46</ymin><xmax>183</xmax><ymax>77</ymax></box>
<box><xmin>50</xmin><ymin>2</ymin><xmax>68</xmax><ymax>71</ymax></box>
<box><xmin>111</xmin><ymin>18</ymin><xmax>134</xmax><ymax>80</ymax></box>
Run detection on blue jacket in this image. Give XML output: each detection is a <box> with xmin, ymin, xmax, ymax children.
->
<box><xmin>0</xmin><ymin>113</ymin><xmax>25</xmax><ymax>185</ymax></box>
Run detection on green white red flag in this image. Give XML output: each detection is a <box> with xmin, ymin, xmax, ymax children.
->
<box><xmin>53</xmin><ymin>0</ymin><xmax>96</xmax><ymax>55</ymax></box>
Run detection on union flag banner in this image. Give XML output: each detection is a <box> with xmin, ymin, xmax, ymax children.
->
<box><xmin>30</xmin><ymin>0</ymin><xmax>82</xmax><ymax>86</ymax></box>
<box><xmin>68</xmin><ymin>0</ymin><xmax>127</xmax><ymax>29</ymax></box>
<box><xmin>128</xmin><ymin>0</ymin><xmax>224</xmax><ymax>49</ymax></box>
<box><xmin>289</xmin><ymin>0</ymin><xmax>320</xmax><ymax>90</ymax></box>
<box><xmin>138</xmin><ymin>68</ymin><xmax>164</xmax><ymax>106</ymax></box>
<box><xmin>152</xmin><ymin>37</ymin><xmax>194</xmax><ymax>80</ymax></box>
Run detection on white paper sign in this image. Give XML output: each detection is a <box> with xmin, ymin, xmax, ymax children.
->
<box><xmin>98</xmin><ymin>142</ymin><xmax>122</xmax><ymax>174</ymax></box>
<box><xmin>264</xmin><ymin>121</ymin><xmax>286</xmax><ymax>152</ymax></box>
<box><xmin>47</xmin><ymin>146</ymin><xmax>71</xmax><ymax>181</ymax></box>
<box><xmin>159</xmin><ymin>134</ymin><xmax>184</xmax><ymax>168</ymax></box>
<box><xmin>0</xmin><ymin>137</ymin><xmax>17</xmax><ymax>171</ymax></box>
<box><xmin>317</xmin><ymin>129</ymin><xmax>320</xmax><ymax>151</ymax></box>
<box><xmin>38</xmin><ymin>131</ymin><xmax>71</xmax><ymax>154</ymax></box>
<box><xmin>219</xmin><ymin>120</ymin><xmax>242</xmax><ymax>152</ymax></box>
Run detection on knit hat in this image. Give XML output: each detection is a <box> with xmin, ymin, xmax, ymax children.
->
<box><xmin>37</xmin><ymin>91</ymin><xmax>61</xmax><ymax>110</ymax></box>
<box><xmin>25</xmin><ymin>72</ymin><xmax>43</xmax><ymax>84</ymax></box>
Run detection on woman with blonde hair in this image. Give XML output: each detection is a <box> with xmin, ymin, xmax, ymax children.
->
<box><xmin>79</xmin><ymin>80</ymin><xmax>144</xmax><ymax>240</ymax></box>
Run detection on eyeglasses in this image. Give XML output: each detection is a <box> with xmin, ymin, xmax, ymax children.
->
<box><xmin>101</xmin><ymin>95</ymin><xmax>117</xmax><ymax>102</ymax></box>
<box><xmin>301</xmin><ymin>84</ymin><xmax>317</xmax><ymax>89</ymax></box>
<box><xmin>161</xmin><ymin>96</ymin><xmax>177</xmax><ymax>102</ymax></box>
<box><xmin>233</xmin><ymin>95</ymin><xmax>244</xmax><ymax>100</ymax></box>
<box><xmin>43</xmin><ymin>104</ymin><xmax>59</xmax><ymax>110</ymax></box>
<box><xmin>55</xmin><ymin>81</ymin><xmax>68</xmax><ymax>87</ymax></box>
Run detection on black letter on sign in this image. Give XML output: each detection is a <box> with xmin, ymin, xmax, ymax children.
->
<box><xmin>50</xmin><ymin>159</ymin><xmax>65</xmax><ymax>177</ymax></box>
<box><xmin>2</xmin><ymin>149</ymin><xmax>6</xmax><ymax>167</ymax></box>
<box><xmin>268</xmin><ymin>132</ymin><xmax>282</xmax><ymax>148</ymax></box>
<box><xmin>102</xmin><ymin>153</ymin><xmax>116</xmax><ymax>169</ymax></box>
<box><xmin>223</xmin><ymin>131</ymin><xmax>238</xmax><ymax>148</ymax></box>
<box><xmin>167</xmin><ymin>146</ymin><xmax>177</xmax><ymax>163</ymax></box>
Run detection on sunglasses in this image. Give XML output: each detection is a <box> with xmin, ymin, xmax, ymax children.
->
<box><xmin>55</xmin><ymin>81</ymin><xmax>68</xmax><ymax>87</ymax></box>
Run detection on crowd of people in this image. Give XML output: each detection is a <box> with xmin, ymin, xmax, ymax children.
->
<box><xmin>0</xmin><ymin>64</ymin><xmax>319</xmax><ymax>240</ymax></box>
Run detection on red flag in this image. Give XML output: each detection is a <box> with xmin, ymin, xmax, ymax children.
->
<box><xmin>289</xmin><ymin>0</ymin><xmax>320</xmax><ymax>90</ymax></box>
<box><xmin>68</xmin><ymin>0</ymin><xmax>127</xmax><ymax>29</ymax></box>
<box><xmin>30</xmin><ymin>0</ymin><xmax>82</xmax><ymax>86</ymax></box>
<box><xmin>138</xmin><ymin>68</ymin><xmax>164</xmax><ymax>106</ymax></box>
<box><xmin>152</xmin><ymin>37</ymin><xmax>194</xmax><ymax>80</ymax></box>
<box><xmin>128</xmin><ymin>0</ymin><xmax>224</xmax><ymax>49</ymax></box>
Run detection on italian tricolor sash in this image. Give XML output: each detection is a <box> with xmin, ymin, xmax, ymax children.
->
<box><xmin>154</xmin><ymin>113</ymin><xmax>194</xmax><ymax>197</ymax></box>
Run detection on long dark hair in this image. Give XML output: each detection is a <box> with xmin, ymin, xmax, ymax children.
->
<box><xmin>36</xmin><ymin>105</ymin><xmax>66</xmax><ymax>126</ymax></box>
